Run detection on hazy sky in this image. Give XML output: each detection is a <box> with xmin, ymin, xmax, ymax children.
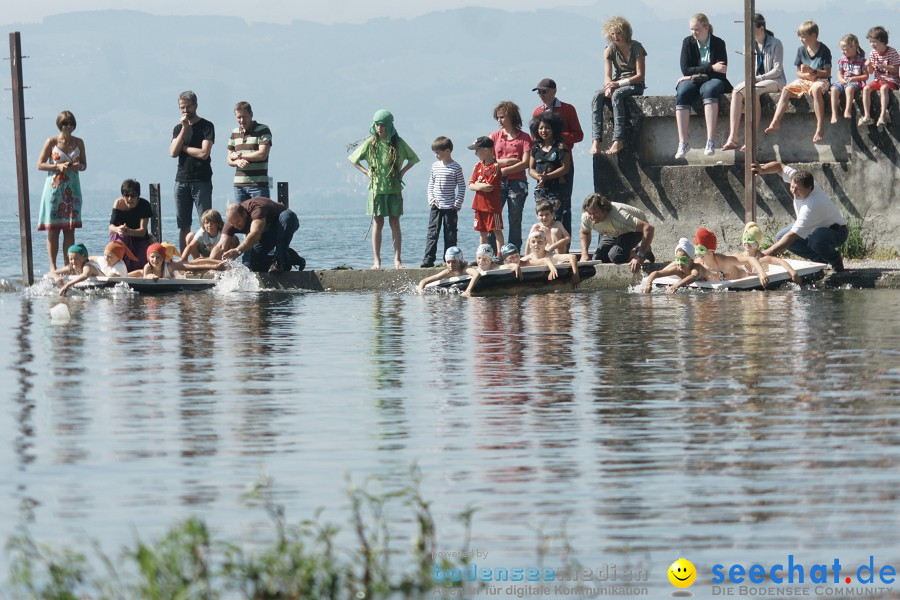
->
<box><xmin>2</xmin><ymin>0</ymin><xmax>869</xmax><ymax>26</ymax></box>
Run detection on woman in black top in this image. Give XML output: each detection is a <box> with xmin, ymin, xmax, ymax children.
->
<box><xmin>673</xmin><ymin>13</ymin><xmax>732</xmax><ymax>159</ymax></box>
<box><xmin>108</xmin><ymin>178</ymin><xmax>153</xmax><ymax>271</ymax></box>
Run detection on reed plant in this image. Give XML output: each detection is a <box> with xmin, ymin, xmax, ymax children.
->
<box><xmin>5</xmin><ymin>465</ymin><xmax>474</xmax><ymax>600</ymax></box>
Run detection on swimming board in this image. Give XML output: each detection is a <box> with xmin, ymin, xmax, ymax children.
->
<box><xmin>424</xmin><ymin>260</ymin><xmax>599</xmax><ymax>295</ymax></box>
<box><xmin>73</xmin><ymin>276</ymin><xmax>217</xmax><ymax>293</ymax></box>
<box><xmin>650</xmin><ymin>259</ymin><xmax>827</xmax><ymax>291</ymax></box>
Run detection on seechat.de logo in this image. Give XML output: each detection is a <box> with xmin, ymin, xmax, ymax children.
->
<box><xmin>668</xmin><ymin>558</ymin><xmax>697</xmax><ymax>588</ymax></box>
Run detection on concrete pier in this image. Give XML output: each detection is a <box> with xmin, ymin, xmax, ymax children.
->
<box><xmin>256</xmin><ymin>263</ymin><xmax>640</xmax><ymax>293</ymax></box>
<box><xmin>252</xmin><ymin>261</ymin><xmax>900</xmax><ymax>292</ymax></box>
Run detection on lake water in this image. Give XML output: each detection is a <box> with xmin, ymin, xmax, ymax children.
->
<box><xmin>2</xmin><ymin>213</ymin><xmax>900</xmax><ymax>597</ymax></box>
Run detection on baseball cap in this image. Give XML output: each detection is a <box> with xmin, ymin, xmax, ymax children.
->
<box><xmin>467</xmin><ymin>136</ymin><xmax>494</xmax><ymax>150</ymax></box>
<box><xmin>500</xmin><ymin>243</ymin><xmax>520</xmax><ymax>260</ymax></box>
<box><xmin>532</xmin><ymin>78</ymin><xmax>557</xmax><ymax>91</ymax></box>
<box><xmin>444</xmin><ymin>246</ymin><xmax>464</xmax><ymax>262</ymax></box>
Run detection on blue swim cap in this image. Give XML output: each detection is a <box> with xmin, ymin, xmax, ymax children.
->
<box><xmin>500</xmin><ymin>243</ymin><xmax>519</xmax><ymax>259</ymax></box>
<box><xmin>444</xmin><ymin>246</ymin><xmax>464</xmax><ymax>262</ymax></box>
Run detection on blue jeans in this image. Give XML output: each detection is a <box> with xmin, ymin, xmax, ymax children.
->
<box><xmin>234</xmin><ymin>184</ymin><xmax>270</xmax><ymax>204</ymax></box>
<box><xmin>594</xmin><ymin>231</ymin><xmax>643</xmax><ymax>264</ymax></box>
<box><xmin>675</xmin><ymin>78</ymin><xmax>727</xmax><ymax>109</ymax></box>
<box><xmin>174</xmin><ymin>180</ymin><xmax>213</xmax><ymax>230</ymax></box>
<box><xmin>242</xmin><ymin>208</ymin><xmax>300</xmax><ymax>272</ymax></box>
<box><xmin>775</xmin><ymin>224</ymin><xmax>848</xmax><ymax>265</ymax></box>
<box><xmin>592</xmin><ymin>84</ymin><xmax>645</xmax><ymax>141</ymax></box>
<box><xmin>488</xmin><ymin>178</ymin><xmax>529</xmax><ymax>251</ymax></box>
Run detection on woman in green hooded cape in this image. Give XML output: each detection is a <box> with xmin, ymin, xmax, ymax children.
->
<box><xmin>349</xmin><ymin>109</ymin><xmax>419</xmax><ymax>269</ymax></box>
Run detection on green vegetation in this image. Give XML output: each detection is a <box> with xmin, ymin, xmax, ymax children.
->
<box><xmin>838</xmin><ymin>217</ymin><xmax>870</xmax><ymax>260</ymax></box>
<box><xmin>6</xmin><ymin>466</ymin><xmax>475</xmax><ymax>599</ymax></box>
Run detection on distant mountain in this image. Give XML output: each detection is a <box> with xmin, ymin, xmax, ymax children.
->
<box><xmin>1</xmin><ymin>4</ymin><xmax>893</xmax><ymax>216</ymax></box>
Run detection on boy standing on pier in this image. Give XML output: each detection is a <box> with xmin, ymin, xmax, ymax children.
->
<box><xmin>468</xmin><ymin>136</ymin><xmax>504</xmax><ymax>257</ymax></box>
<box><xmin>420</xmin><ymin>137</ymin><xmax>465</xmax><ymax>268</ymax></box>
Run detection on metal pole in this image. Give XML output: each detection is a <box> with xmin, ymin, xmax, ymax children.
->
<box><xmin>9</xmin><ymin>32</ymin><xmax>33</xmax><ymax>285</ymax></box>
<box><xmin>277</xmin><ymin>181</ymin><xmax>289</xmax><ymax>207</ymax></box>
<box><xmin>149</xmin><ymin>183</ymin><xmax>161</xmax><ymax>242</ymax></box>
<box><xmin>743</xmin><ymin>0</ymin><xmax>757</xmax><ymax>223</ymax></box>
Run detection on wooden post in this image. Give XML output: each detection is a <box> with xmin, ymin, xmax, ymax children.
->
<box><xmin>743</xmin><ymin>0</ymin><xmax>757</xmax><ymax>223</ymax></box>
<box><xmin>9</xmin><ymin>32</ymin><xmax>33</xmax><ymax>285</ymax></box>
<box><xmin>149</xmin><ymin>183</ymin><xmax>161</xmax><ymax>242</ymax></box>
<box><xmin>277</xmin><ymin>181</ymin><xmax>289</xmax><ymax>207</ymax></box>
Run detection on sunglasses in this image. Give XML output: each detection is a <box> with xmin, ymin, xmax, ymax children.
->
<box><xmin>124</xmin><ymin>193</ymin><xmax>139</xmax><ymax>199</ymax></box>
<box><xmin>60</xmin><ymin>121</ymin><xmax>74</xmax><ymax>127</ymax></box>
<box><xmin>674</xmin><ymin>256</ymin><xmax>691</xmax><ymax>265</ymax></box>
<box><xmin>695</xmin><ymin>245</ymin><xmax>708</xmax><ymax>255</ymax></box>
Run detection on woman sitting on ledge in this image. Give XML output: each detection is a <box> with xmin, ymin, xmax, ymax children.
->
<box><xmin>590</xmin><ymin>16</ymin><xmax>647</xmax><ymax>156</ymax></box>
<box><xmin>673</xmin><ymin>13</ymin><xmax>732</xmax><ymax>159</ymax></box>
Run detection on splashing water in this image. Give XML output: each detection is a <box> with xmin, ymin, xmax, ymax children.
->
<box><xmin>213</xmin><ymin>262</ymin><xmax>261</xmax><ymax>294</ymax></box>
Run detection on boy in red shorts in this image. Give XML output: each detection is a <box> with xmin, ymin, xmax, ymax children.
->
<box><xmin>467</xmin><ymin>136</ymin><xmax>505</xmax><ymax>256</ymax></box>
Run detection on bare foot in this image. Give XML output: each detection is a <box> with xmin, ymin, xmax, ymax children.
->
<box><xmin>604</xmin><ymin>140</ymin><xmax>624</xmax><ymax>155</ymax></box>
<box><xmin>830</xmin><ymin>115</ymin><xmax>839</xmax><ymax>124</ymax></box>
<box><xmin>370</xmin><ymin>262</ymin><xmax>381</xmax><ymax>270</ymax></box>
<box><xmin>764</xmin><ymin>122</ymin><xmax>780</xmax><ymax>134</ymax></box>
<box><xmin>395</xmin><ymin>261</ymin><xmax>404</xmax><ymax>269</ymax></box>
<box><xmin>812</xmin><ymin>130</ymin><xmax>824</xmax><ymax>143</ymax></box>
<box><xmin>590</xmin><ymin>139</ymin><xmax>601</xmax><ymax>155</ymax></box>
<box><xmin>843</xmin><ymin>111</ymin><xmax>853</xmax><ymax>120</ymax></box>
<box><xmin>721</xmin><ymin>140</ymin><xmax>739</xmax><ymax>151</ymax></box>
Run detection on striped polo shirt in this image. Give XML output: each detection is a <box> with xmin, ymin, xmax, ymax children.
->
<box><xmin>227</xmin><ymin>122</ymin><xmax>272</xmax><ymax>186</ymax></box>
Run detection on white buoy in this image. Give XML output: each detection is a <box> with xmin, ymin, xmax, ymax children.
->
<box><xmin>50</xmin><ymin>303</ymin><xmax>70</xmax><ymax>322</ymax></box>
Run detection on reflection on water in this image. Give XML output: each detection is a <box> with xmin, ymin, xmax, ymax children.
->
<box><xmin>1</xmin><ymin>289</ymin><xmax>900</xmax><ymax>593</ymax></box>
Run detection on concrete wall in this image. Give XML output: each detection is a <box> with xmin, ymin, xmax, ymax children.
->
<box><xmin>592</xmin><ymin>92</ymin><xmax>900</xmax><ymax>255</ymax></box>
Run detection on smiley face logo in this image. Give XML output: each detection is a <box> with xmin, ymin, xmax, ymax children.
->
<box><xmin>668</xmin><ymin>558</ymin><xmax>697</xmax><ymax>588</ymax></box>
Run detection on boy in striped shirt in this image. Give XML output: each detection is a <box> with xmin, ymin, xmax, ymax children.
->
<box><xmin>421</xmin><ymin>136</ymin><xmax>465</xmax><ymax>268</ymax></box>
<box><xmin>859</xmin><ymin>26</ymin><xmax>900</xmax><ymax>129</ymax></box>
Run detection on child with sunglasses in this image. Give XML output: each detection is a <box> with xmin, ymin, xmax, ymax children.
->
<box><xmin>736</xmin><ymin>222</ymin><xmax>801</xmax><ymax>285</ymax></box>
<box><xmin>641</xmin><ymin>238</ymin><xmax>706</xmax><ymax>293</ymax></box>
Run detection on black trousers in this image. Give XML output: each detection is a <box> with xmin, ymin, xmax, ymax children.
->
<box><xmin>423</xmin><ymin>206</ymin><xmax>459</xmax><ymax>263</ymax></box>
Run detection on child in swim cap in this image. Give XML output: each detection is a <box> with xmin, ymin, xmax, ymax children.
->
<box><xmin>417</xmin><ymin>246</ymin><xmax>469</xmax><ymax>292</ymax></box>
<box><xmin>737</xmin><ymin>222</ymin><xmax>800</xmax><ymax>286</ymax></box>
<box><xmin>462</xmin><ymin>244</ymin><xmax>499</xmax><ymax>296</ymax></box>
<box><xmin>48</xmin><ymin>243</ymin><xmax>103</xmax><ymax>297</ymax></box>
<box><xmin>641</xmin><ymin>238</ymin><xmax>707</xmax><ymax>294</ymax></box>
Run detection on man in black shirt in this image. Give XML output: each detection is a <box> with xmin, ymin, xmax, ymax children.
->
<box><xmin>169</xmin><ymin>90</ymin><xmax>215</xmax><ymax>251</ymax></box>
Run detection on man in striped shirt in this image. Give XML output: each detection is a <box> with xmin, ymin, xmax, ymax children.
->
<box><xmin>227</xmin><ymin>101</ymin><xmax>272</xmax><ymax>203</ymax></box>
<box><xmin>421</xmin><ymin>136</ymin><xmax>466</xmax><ymax>268</ymax></box>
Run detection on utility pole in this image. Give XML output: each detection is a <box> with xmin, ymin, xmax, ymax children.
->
<box><xmin>9</xmin><ymin>32</ymin><xmax>33</xmax><ymax>285</ymax></box>
<box><xmin>743</xmin><ymin>0</ymin><xmax>757</xmax><ymax>223</ymax></box>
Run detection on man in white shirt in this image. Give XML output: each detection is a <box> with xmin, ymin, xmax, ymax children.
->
<box><xmin>752</xmin><ymin>161</ymin><xmax>848</xmax><ymax>271</ymax></box>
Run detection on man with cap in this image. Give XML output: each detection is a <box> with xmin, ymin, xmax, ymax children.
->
<box><xmin>532</xmin><ymin>78</ymin><xmax>584</xmax><ymax>238</ymax></box>
<box><xmin>751</xmin><ymin>161</ymin><xmax>848</xmax><ymax>271</ymax></box>
<box><xmin>580</xmin><ymin>192</ymin><xmax>655</xmax><ymax>272</ymax></box>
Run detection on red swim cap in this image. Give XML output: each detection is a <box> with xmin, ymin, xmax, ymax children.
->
<box><xmin>693</xmin><ymin>228</ymin><xmax>717</xmax><ymax>251</ymax></box>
